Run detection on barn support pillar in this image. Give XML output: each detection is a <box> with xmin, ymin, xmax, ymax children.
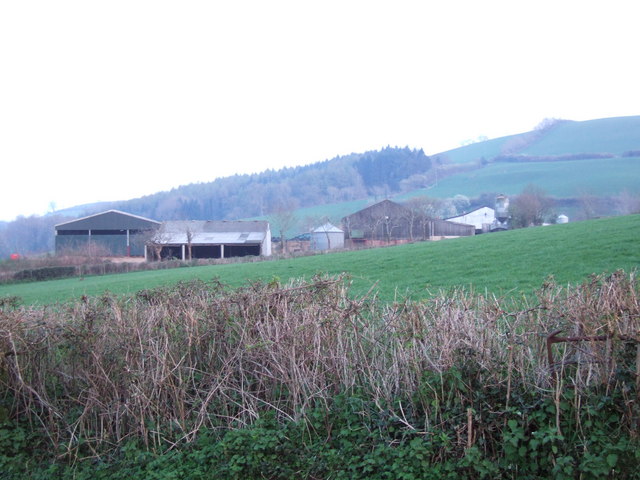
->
<box><xmin>181</xmin><ymin>244</ymin><xmax>186</xmax><ymax>261</ymax></box>
<box><xmin>220</xmin><ymin>244</ymin><xmax>225</xmax><ymax>259</ymax></box>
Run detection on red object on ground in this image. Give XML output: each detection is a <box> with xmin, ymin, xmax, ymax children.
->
<box><xmin>9</xmin><ymin>253</ymin><xmax>20</xmax><ymax>260</ymax></box>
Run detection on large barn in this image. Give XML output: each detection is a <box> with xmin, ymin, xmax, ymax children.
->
<box><xmin>147</xmin><ymin>220</ymin><xmax>272</xmax><ymax>260</ymax></box>
<box><xmin>55</xmin><ymin>210</ymin><xmax>161</xmax><ymax>256</ymax></box>
<box><xmin>341</xmin><ymin>199</ymin><xmax>474</xmax><ymax>246</ymax></box>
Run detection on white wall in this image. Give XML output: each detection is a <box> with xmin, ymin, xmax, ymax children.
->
<box><xmin>448</xmin><ymin>207</ymin><xmax>495</xmax><ymax>231</ymax></box>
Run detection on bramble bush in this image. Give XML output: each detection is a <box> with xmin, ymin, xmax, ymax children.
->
<box><xmin>1</xmin><ymin>271</ymin><xmax>639</xmax><ymax>478</ymax></box>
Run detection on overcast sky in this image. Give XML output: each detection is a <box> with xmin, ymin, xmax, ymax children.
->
<box><xmin>1</xmin><ymin>1</ymin><xmax>638</xmax><ymax>222</ymax></box>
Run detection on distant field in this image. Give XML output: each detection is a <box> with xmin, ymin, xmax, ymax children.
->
<box><xmin>432</xmin><ymin>133</ymin><xmax>521</xmax><ymax>164</ymax></box>
<box><xmin>522</xmin><ymin>116</ymin><xmax>640</xmax><ymax>156</ymax></box>
<box><xmin>1</xmin><ymin>214</ymin><xmax>638</xmax><ymax>306</ymax></box>
<box><xmin>435</xmin><ymin>116</ymin><xmax>640</xmax><ymax>164</ymax></box>
<box><xmin>407</xmin><ymin>156</ymin><xmax>640</xmax><ymax>199</ymax></box>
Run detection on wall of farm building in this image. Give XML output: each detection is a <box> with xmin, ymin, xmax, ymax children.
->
<box><xmin>431</xmin><ymin>220</ymin><xmax>475</xmax><ymax>237</ymax></box>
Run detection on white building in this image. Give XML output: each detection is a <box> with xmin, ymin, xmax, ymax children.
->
<box><xmin>446</xmin><ymin>207</ymin><xmax>496</xmax><ymax>234</ymax></box>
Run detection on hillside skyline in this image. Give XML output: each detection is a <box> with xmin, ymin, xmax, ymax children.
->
<box><xmin>2</xmin><ymin>114</ymin><xmax>639</xmax><ymax>224</ymax></box>
<box><xmin>1</xmin><ymin>114</ymin><xmax>554</xmax><ymax>222</ymax></box>
<box><xmin>2</xmin><ymin>1</ymin><xmax>640</xmax><ymax>222</ymax></box>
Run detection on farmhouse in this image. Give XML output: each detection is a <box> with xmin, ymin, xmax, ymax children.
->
<box><xmin>446</xmin><ymin>206</ymin><xmax>496</xmax><ymax>234</ymax></box>
<box><xmin>147</xmin><ymin>220</ymin><xmax>272</xmax><ymax>260</ymax></box>
<box><xmin>55</xmin><ymin>210</ymin><xmax>161</xmax><ymax>256</ymax></box>
<box><xmin>341</xmin><ymin>199</ymin><xmax>474</xmax><ymax>247</ymax></box>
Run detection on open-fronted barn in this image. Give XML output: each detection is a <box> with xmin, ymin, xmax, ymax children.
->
<box><xmin>55</xmin><ymin>210</ymin><xmax>161</xmax><ymax>256</ymax></box>
<box><xmin>148</xmin><ymin>220</ymin><xmax>272</xmax><ymax>260</ymax></box>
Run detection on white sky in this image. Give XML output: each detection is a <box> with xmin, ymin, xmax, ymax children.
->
<box><xmin>1</xmin><ymin>0</ymin><xmax>639</xmax><ymax>221</ymax></box>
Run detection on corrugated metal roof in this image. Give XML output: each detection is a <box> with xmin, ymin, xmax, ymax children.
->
<box><xmin>312</xmin><ymin>222</ymin><xmax>343</xmax><ymax>233</ymax></box>
<box><xmin>162</xmin><ymin>220</ymin><xmax>269</xmax><ymax>234</ymax></box>
<box><xmin>155</xmin><ymin>220</ymin><xmax>269</xmax><ymax>245</ymax></box>
<box><xmin>55</xmin><ymin>210</ymin><xmax>161</xmax><ymax>230</ymax></box>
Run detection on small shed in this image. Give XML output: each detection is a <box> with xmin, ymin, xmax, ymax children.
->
<box><xmin>55</xmin><ymin>210</ymin><xmax>161</xmax><ymax>256</ymax></box>
<box><xmin>311</xmin><ymin>223</ymin><xmax>344</xmax><ymax>251</ymax></box>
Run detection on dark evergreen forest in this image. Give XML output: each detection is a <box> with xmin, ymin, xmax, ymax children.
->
<box><xmin>114</xmin><ymin>146</ymin><xmax>431</xmax><ymax>221</ymax></box>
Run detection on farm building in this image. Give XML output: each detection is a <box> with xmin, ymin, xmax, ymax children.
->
<box><xmin>341</xmin><ymin>199</ymin><xmax>474</xmax><ymax>247</ymax></box>
<box><xmin>55</xmin><ymin>210</ymin><xmax>161</xmax><ymax>256</ymax></box>
<box><xmin>147</xmin><ymin>220</ymin><xmax>272</xmax><ymax>260</ymax></box>
<box><xmin>311</xmin><ymin>223</ymin><xmax>344</xmax><ymax>251</ymax></box>
<box><xmin>446</xmin><ymin>206</ymin><xmax>496</xmax><ymax>234</ymax></box>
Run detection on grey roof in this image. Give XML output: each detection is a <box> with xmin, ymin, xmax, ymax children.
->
<box><xmin>55</xmin><ymin>210</ymin><xmax>161</xmax><ymax>230</ymax></box>
<box><xmin>155</xmin><ymin>220</ymin><xmax>270</xmax><ymax>245</ymax></box>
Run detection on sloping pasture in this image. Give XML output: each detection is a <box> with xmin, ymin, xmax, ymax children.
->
<box><xmin>0</xmin><ymin>214</ymin><xmax>638</xmax><ymax>305</ymax></box>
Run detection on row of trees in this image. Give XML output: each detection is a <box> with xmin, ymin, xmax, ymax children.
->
<box><xmin>508</xmin><ymin>185</ymin><xmax>556</xmax><ymax>228</ymax></box>
<box><xmin>507</xmin><ymin>185</ymin><xmax>640</xmax><ymax>228</ymax></box>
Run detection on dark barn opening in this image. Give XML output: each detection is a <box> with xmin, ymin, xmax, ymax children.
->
<box><xmin>192</xmin><ymin>245</ymin><xmax>222</xmax><ymax>259</ymax></box>
<box><xmin>160</xmin><ymin>246</ymin><xmax>183</xmax><ymax>260</ymax></box>
<box><xmin>225</xmin><ymin>245</ymin><xmax>260</xmax><ymax>257</ymax></box>
<box><xmin>55</xmin><ymin>211</ymin><xmax>161</xmax><ymax>257</ymax></box>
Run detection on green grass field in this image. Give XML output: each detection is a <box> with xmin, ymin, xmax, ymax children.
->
<box><xmin>522</xmin><ymin>116</ymin><xmax>640</xmax><ymax>156</ymax></box>
<box><xmin>2</xmin><ymin>214</ymin><xmax>638</xmax><ymax>306</ymax></box>
<box><xmin>433</xmin><ymin>133</ymin><xmax>521</xmax><ymax>164</ymax></box>
<box><xmin>436</xmin><ymin>116</ymin><xmax>640</xmax><ymax>164</ymax></box>
<box><xmin>407</xmin><ymin>156</ymin><xmax>640</xmax><ymax>199</ymax></box>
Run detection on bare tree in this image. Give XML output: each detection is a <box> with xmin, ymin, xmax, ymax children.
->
<box><xmin>268</xmin><ymin>199</ymin><xmax>299</xmax><ymax>254</ymax></box>
<box><xmin>616</xmin><ymin>190</ymin><xmax>640</xmax><ymax>215</ymax></box>
<box><xmin>167</xmin><ymin>221</ymin><xmax>196</xmax><ymax>260</ymax></box>
<box><xmin>144</xmin><ymin>223</ymin><xmax>172</xmax><ymax>261</ymax></box>
<box><xmin>403</xmin><ymin>196</ymin><xmax>443</xmax><ymax>240</ymax></box>
<box><xmin>509</xmin><ymin>184</ymin><xmax>555</xmax><ymax>228</ymax></box>
<box><xmin>577</xmin><ymin>189</ymin><xmax>600</xmax><ymax>220</ymax></box>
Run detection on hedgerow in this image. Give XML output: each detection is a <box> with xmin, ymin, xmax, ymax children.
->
<box><xmin>1</xmin><ymin>271</ymin><xmax>639</xmax><ymax>478</ymax></box>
